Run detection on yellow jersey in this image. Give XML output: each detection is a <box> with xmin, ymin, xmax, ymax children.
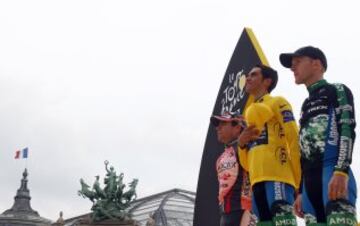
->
<box><xmin>239</xmin><ymin>94</ymin><xmax>301</xmax><ymax>189</ymax></box>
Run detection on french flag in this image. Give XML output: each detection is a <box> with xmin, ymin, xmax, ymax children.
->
<box><xmin>15</xmin><ymin>147</ymin><xmax>29</xmax><ymax>159</ymax></box>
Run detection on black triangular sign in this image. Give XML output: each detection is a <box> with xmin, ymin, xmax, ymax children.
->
<box><xmin>193</xmin><ymin>27</ymin><xmax>269</xmax><ymax>226</ymax></box>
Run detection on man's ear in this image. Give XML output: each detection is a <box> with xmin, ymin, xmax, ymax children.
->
<box><xmin>263</xmin><ymin>78</ymin><xmax>272</xmax><ymax>90</ymax></box>
<box><xmin>313</xmin><ymin>59</ymin><xmax>325</xmax><ymax>72</ymax></box>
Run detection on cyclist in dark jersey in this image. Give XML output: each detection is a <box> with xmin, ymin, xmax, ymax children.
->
<box><xmin>280</xmin><ymin>46</ymin><xmax>357</xmax><ymax>226</ymax></box>
<box><xmin>211</xmin><ymin>112</ymin><xmax>256</xmax><ymax>226</ymax></box>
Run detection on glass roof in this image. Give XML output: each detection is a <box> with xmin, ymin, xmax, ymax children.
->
<box><xmin>127</xmin><ymin>188</ymin><xmax>195</xmax><ymax>226</ymax></box>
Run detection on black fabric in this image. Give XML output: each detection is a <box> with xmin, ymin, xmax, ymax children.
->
<box><xmin>304</xmin><ymin>168</ymin><xmax>326</xmax><ymax>222</ymax></box>
<box><xmin>220</xmin><ymin>209</ymin><xmax>244</xmax><ymax>226</ymax></box>
<box><xmin>252</xmin><ymin>182</ymin><xmax>272</xmax><ymax>221</ymax></box>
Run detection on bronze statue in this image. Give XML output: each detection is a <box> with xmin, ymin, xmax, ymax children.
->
<box><xmin>78</xmin><ymin>179</ymin><xmax>96</xmax><ymax>202</ymax></box>
<box><xmin>122</xmin><ymin>179</ymin><xmax>138</xmax><ymax>204</ymax></box>
<box><xmin>104</xmin><ymin>160</ymin><xmax>117</xmax><ymax>200</ymax></box>
<box><xmin>78</xmin><ymin>161</ymin><xmax>139</xmax><ymax>222</ymax></box>
<box><xmin>93</xmin><ymin>176</ymin><xmax>106</xmax><ymax>199</ymax></box>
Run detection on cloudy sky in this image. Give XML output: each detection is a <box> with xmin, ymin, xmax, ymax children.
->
<box><xmin>0</xmin><ymin>0</ymin><xmax>359</xmax><ymax>225</ymax></box>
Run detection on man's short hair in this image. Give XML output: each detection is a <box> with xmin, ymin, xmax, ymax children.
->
<box><xmin>254</xmin><ymin>64</ymin><xmax>278</xmax><ymax>92</ymax></box>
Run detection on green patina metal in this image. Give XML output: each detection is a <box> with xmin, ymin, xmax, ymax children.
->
<box><xmin>78</xmin><ymin>160</ymin><xmax>138</xmax><ymax>222</ymax></box>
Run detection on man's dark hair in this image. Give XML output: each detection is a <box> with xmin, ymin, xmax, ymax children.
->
<box><xmin>255</xmin><ymin>64</ymin><xmax>278</xmax><ymax>93</ymax></box>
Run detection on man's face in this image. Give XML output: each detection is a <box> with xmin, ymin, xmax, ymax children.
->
<box><xmin>290</xmin><ymin>56</ymin><xmax>316</xmax><ymax>85</ymax></box>
<box><xmin>245</xmin><ymin>67</ymin><xmax>268</xmax><ymax>95</ymax></box>
<box><xmin>215</xmin><ymin>121</ymin><xmax>239</xmax><ymax>144</ymax></box>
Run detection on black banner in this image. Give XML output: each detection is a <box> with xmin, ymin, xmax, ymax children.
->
<box><xmin>193</xmin><ymin>28</ymin><xmax>269</xmax><ymax>226</ymax></box>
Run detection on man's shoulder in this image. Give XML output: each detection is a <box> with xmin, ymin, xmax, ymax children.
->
<box><xmin>325</xmin><ymin>82</ymin><xmax>354</xmax><ymax>98</ymax></box>
<box><xmin>266</xmin><ymin>95</ymin><xmax>295</xmax><ymax>120</ymax></box>
<box><xmin>333</xmin><ymin>82</ymin><xmax>353</xmax><ymax>91</ymax></box>
<box><xmin>269</xmin><ymin>95</ymin><xmax>292</xmax><ymax>107</ymax></box>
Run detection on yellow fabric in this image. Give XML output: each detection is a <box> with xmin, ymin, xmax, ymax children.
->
<box><xmin>239</xmin><ymin>94</ymin><xmax>301</xmax><ymax>189</ymax></box>
<box><xmin>245</xmin><ymin>103</ymin><xmax>274</xmax><ymax>131</ymax></box>
<box><xmin>333</xmin><ymin>171</ymin><xmax>349</xmax><ymax>178</ymax></box>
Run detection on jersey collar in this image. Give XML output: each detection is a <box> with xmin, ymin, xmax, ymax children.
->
<box><xmin>225</xmin><ymin>139</ymin><xmax>238</xmax><ymax>147</ymax></box>
<box><xmin>307</xmin><ymin>79</ymin><xmax>327</xmax><ymax>94</ymax></box>
<box><xmin>255</xmin><ymin>93</ymin><xmax>270</xmax><ymax>103</ymax></box>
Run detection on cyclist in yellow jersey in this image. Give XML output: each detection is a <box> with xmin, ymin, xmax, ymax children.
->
<box><xmin>238</xmin><ymin>64</ymin><xmax>301</xmax><ymax>226</ymax></box>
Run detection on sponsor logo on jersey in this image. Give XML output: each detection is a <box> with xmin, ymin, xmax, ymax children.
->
<box><xmin>281</xmin><ymin>110</ymin><xmax>294</xmax><ymax>122</ymax></box>
<box><xmin>275</xmin><ymin>146</ymin><xmax>288</xmax><ymax>165</ymax></box>
<box><xmin>274</xmin><ymin>218</ymin><xmax>297</xmax><ymax>226</ymax></box>
<box><xmin>274</xmin><ymin>182</ymin><xmax>284</xmax><ymax>200</ymax></box>
<box><xmin>328</xmin><ymin>110</ymin><xmax>339</xmax><ymax>146</ymax></box>
<box><xmin>248</xmin><ymin>124</ymin><xmax>268</xmax><ymax>148</ymax></box>
<box><xmin>336</xmin><ymin>104</ymin><xmax>353</xmax><ymax>114</ymax></box>
<box><xmin>273</xmin><ymin>122</ymin><xmax>285</xmax><ymax>138</ymax></box>
<box><xmin>308</xmin><ymin>99</ymin><xmax>324</xmax><ymax>106</ymax></box>
<box><xmin>339</xmin><ymin>118</ymin><xmax>356</xmax><ymax>125</ymax></box>
<box><xmin>217</xmin><ymin>161</ymin><xmax>237</xmax><ymax>173</ymax></box>
<box><xmin>306</xmin><ymin>105</ymin><xmax>328</xmax><ymax>114</ymax></box>
<box><xmin>328</xmin><ymin>214</ymin><xmax>357</xmax><ymax>225</ymax></box>
<box><xmin>337</xmin><ymin>136</ymin><xmax>352</xmax><ymax>169</ymax></box>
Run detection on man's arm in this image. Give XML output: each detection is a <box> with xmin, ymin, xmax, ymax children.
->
<box><xmin>328</xmin><ymin>84</ymin><xmax>356</xmax><ymax>200</ymax></box>
<box><xmin>333</xmin><ymin>83</ymin><xmax>356</xmax><ymax>174</ymax></box>
<box><xmin>275</xmin><ymin>96</ymin><xmax>302</xmax><ymax>190</ymax></box>
<box><xmin>237</xmin><ymin>125</ymin><xmax>260</xmax><ymax>171</ymax></box>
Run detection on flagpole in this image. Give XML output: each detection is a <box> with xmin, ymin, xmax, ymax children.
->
<box><xmin>25</xmin><ymin>147</ymin><xmax>29</xmax><ymax>170</ymax></box>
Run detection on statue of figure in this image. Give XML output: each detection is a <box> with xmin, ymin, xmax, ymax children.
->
<box><xmin>145</xmin><ymin>213</ymin><xmax>155</xmax><ymax>226</ymax></box>
<box><xmin>93</xmin><ymin>175</ymin><xmax>106</xmax><ymax>199</ymax></box>
<box><xmin>56</xmin><ymin>211</ymin><xmax>65</xmax><ymax>226</ymax></box>
<box><xmin>78</xmin><ymin>161</ymin><xmax>139</xmax><ymax>222</ymax></box>
<box><xmin>116</xmin><ymin>173</ymin><xmax>125</xmax><ymax>200</ymax></box>
<box><xmin>104</xmin><ymin>160</ymin><xmax>118</xmax><ymax>199</ymax></box>
<box><xmin>78</xmin><ymin>178</ymin><xmax>96</xmax><ymax>202</ymax></box>
<box><xmin>121</xmin><ymin>179</ymin><xmax>138</xmax><ymax>206</ymax></box>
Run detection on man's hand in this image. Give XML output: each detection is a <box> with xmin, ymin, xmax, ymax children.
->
<box><xmin>238</xmin><ymin>125</ymin><xmax>260</xmax><ymax>147</ymax></box>
<box><xmin>293</xmin><ymin>193</ymin><xmax>304</xmax><ymax>218</ymax></box>
<box><xmin>328</xmin><ymin>173</ymin><xmax>348</xmax><ymax>200</ymax></box>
